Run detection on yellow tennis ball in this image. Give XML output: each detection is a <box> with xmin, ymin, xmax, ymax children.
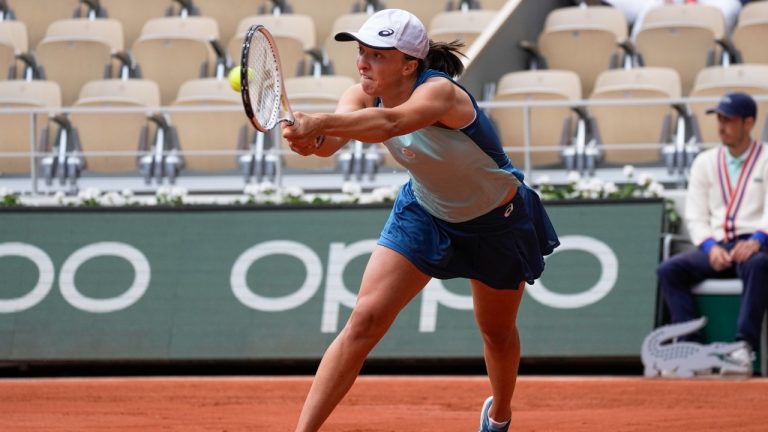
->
<box><xmin>228</xmin><ymin>67</ymin><xmax>256</xmax><ymax>92</ymax></box>
<box><xmin>228</xmin><ymin>66</ymin><xmax>242</xmax><ymax>92</ymax></box>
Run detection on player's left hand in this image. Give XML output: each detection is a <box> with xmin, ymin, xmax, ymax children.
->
<box><xmin>730</xmin><ymin>239</ymin><xmax>761</xmax><ymax>263</ymax></box>
<box><xmin>283</xmin><ymin>112</ymin><xmax>320</xmax><ymax>155</ymax></box>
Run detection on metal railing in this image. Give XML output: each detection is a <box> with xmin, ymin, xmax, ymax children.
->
<box><xmin>1</xmin><ymin>95</ymin><xmax>766</xmax><ymax>195</ymax></box>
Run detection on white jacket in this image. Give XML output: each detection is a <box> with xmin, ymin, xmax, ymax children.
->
<box><xmin>685</xmin><ymin>140</ymin><xmax>768</xmax><ymax>248</ymax></box>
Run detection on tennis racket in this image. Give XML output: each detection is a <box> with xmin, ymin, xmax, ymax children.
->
<box><xmin>240</xmin><ymin>24</ymin><xmax>295</xmax><ymax>132</ymax></box>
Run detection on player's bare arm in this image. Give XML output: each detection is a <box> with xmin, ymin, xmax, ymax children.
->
<box><xmin>284</xmin><ymin>77</ymin><xmax>473</xmax><ymax>149</ymax></box>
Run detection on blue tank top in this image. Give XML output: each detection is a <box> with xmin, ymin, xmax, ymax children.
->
<box><xmin>381</xmin><ymin>69</ymin><xmax>522</xmax><ymax>223</ymax></box>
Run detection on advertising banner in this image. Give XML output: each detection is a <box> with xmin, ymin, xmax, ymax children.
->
<box><xmin>0</xmin><ymin>200</ymin><xmax>663</xmax><ymax>361</ymax></box>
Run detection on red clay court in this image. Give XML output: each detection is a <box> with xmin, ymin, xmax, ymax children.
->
<box><xmin>1</xmin><ymin>375</ymin><xmax>766</xmax><ymax>431</ymax></box>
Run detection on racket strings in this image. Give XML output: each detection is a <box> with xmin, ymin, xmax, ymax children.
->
<box><xmin>247</xmin><ymin>31</ymin><xmax>282</xmax><ymax>130</ymax></box>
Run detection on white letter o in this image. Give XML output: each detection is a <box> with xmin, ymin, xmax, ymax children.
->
<box><xmin>0</xmin><ymin>243</ymin><xmax>55</xmax><ymax>313</ymax></box>
<box><xmin>231</xmin><ymin>240</ymin><xmax>322</xmax><ymax>311</ymax></box>
<box><xmin>526</xmin><ymin>235</ymin><xmax>618</xmax><ymax>309</ymax></box>
<box><xmin>59</xmin><ymin>242</ymin><xmax>151</xmax><ymax>313</ymax></box>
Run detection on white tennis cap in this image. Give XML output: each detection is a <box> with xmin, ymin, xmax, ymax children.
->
<box><xmin>334</xmin><ymin>9</ymin><xmax>429</xmax><ymax>60</ymax></box>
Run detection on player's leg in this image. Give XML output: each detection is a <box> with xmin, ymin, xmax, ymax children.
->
<box><xmin>471</xmin><ymin>280</ymin><xmax>525</xmax><ymax>425</ymax></box>
<box><xmin>735</xmin><ymin>250</ymin><xmax>768</xmax><ymax>350</ymax></box>
<box><xmin>656</xmin><ymin>248</ymin><xmax>725</xmax><ymax>341</ymax></box>
<box><xmin>295</xmin><ymin>245</ymin><xmax>431</xmax><ymax>432</ymax></box>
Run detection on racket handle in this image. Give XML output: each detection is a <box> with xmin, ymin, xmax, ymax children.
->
<box><xmin>283</xmin><ymin>115</ymin><xmax>298</xmax><ymax>128</ymax></box>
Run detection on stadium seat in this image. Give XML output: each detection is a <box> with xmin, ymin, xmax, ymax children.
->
<box><xmin>99</xmin><ymin>0</ymin><xmax>169</xmax><ymax>49</ymax></box>
<box><xmin>634</xmin><ymin>4</ymin><xmax>725</xmax><ymax>96</ymax></box>
<box><xmin>537</xmin><ymin>5</ymin><xmax>628</xmax><ymax>98</ymax></box>
<box><xmin>35</xmin><ymin>18</ymin><xmax>124</xmax><ymax>106</ymax></box>
<box><xmin>732</xmin><ymin>2</ymin><xmax>768</xmax><ymax>65</ymax></box>
<box><xmin>489</xmin><ymin>69</ymin><xmax>582</xmax><ymax>168</ymax></box>
<box><xmin>385</xmin><ymin>0</ymin><xmax>447</xmax><ymax>31</ymax></box>
<box><xmin>170</xmin><ymin>77</ymin><xmax>247</xmax><ymax>172</ymax></box>
<box><xmin>589</xmin><ymin>67</ymin><xmax>682</xmax><ymax>166</ymax></box>
<box><xmin>0</xmin><ymin>20</ymin><xmax>27</xmax><ymax>79</ymax></box>
<box><xmin>688</xmin><ymin>64</ymin><xmax>768</xmax><ymax>146</ymax></box>
<box><xmin>132</xmin><ymin>16</ymin><xmax>220</xmax><ymax>105</ymax></box>
<box><xmin>229</xmin><ymin>14</ymin><xmax>316</xmax><ymax>79</ymax></box>
<box><xmin>0</xmin><ymin>79</ymin><xmax>61</xmax><ymax>175</ymax></box>
<box><xmin>292</xmin><ymin>0</ymin><xmax>355</xmax><ymax>45</ymax></box>
<box><xmin>283</xmin><ymin>74</ymin><xmax>356</xmax><ymax>171</ymax></box>
<box><xmin>192</xmin><ymin>0</ymin><xmax>261</xmax><ymax>52</ymax></box>
<box><xmin>324</xmin><ymin>12</ymin><xmax>369</xmax><ymax>80</ymax></box>
<box><xmin>428</xmin><ymin>9</ymin><xmax>497</xmax><ymax>47</ymax></box>
<box><xmin>7</xmin><ymin>0</ymin><xmax>79</xmax><ymax>49</ymax></box>
<box><xmin>69</xmin><ymin>79</ymin><xmax>160</xmax><ymax>173</ymax></box>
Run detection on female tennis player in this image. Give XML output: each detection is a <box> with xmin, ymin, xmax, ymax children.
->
<box><xmin>282</xmin><ymin>9</ymin><xmax>559</xmax><ymax>432</ymax></box>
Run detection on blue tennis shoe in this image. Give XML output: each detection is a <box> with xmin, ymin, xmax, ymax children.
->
<box><xmin>478</xmin><ymin>396</ymin><xmax>510</xmax><ymax>432</ymax></box>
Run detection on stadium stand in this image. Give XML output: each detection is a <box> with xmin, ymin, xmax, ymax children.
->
<box><xmin>428</xmin><ymin>9</ymin><xmax>498</xmax><ymax>47</ymax></box>
<box><xmin>132</xmin><ymin>16</ymin><xmax>221</xmax><ymax>106</ymax></box>
<box><xmin>535</xmin><ymin>5</ymin><xmax>629</xmax><ymax>98</ymax></box>
<box><xmin>732</xmin><ymin>1</ymin><xmax>768</xmax><ymax>65</ymax></box>
<box><xmin>384</xmin><ymin>0</ymin><xmax>446</xmax><ymax>31</ymax></box>
<box><xmin>193</xmin><ymin>0</ymin><xmax>261</xmax><ymax>52</ymax></box>
<box><xmin>589</xmin><ymin>67</ymin><xmax>682</xmax><ymax>166</ymax></box>
<box><xmin>229</xmin><ymin>13</ymin><xmax>316</xmax><ymax>79</ymax></box>
<box><xmin>489</xmin><ymin>69</ymin><xmax>582</xmax><ymax>169</ymax></box>
<box><xmin>69</xmin><ymin>78</ymin><xmax>160</xmax><ymax>174</ymax></box>
<box><xmin>283</xmin><ymin>74</ymin><xmax>357</xmax><ymax>171</ymax></box>
<box><xmin>0</xmin><ymin>19</ymin><xmax>26</xmax><ymax>79</ymax></box>
<box><xmin>35</xmin><ymin>18</ymin><xmax>124</xmax><ymax>106</ymax></box>
<box><xmin>688</xmin><ymin>64</ymin><xmax>768</xmax><ymax>146</ymax></box>
<box><xmin>0</xmin><ymin>79</ymin><xmax>61</xmax><ymax>175</ymax></box>
<box><xmin>292</xmin><ymin>0</ymin><xmax>352</xmax><ymax>48</ymax></box>
<box><xmin>324</xmin><ymin>12</ymin><xmax>369</xmax><ymax>80</ymax></box>
<box><xmin>5</xmin><ymin>0</ymin><xmax>79</xmax><ymax>49</ymax></box>
<box><xmin>634</xmin><ymin>3</ymin><xmax>726</xmax><ymax>96</ymax></box>
<box><xmin>99</xmin><ymin>0</ymin><xmax>169</xmax><ymax>49</ymax></box>
<box><xmin>170</xmin><ymin>77</ymin><xmax>246</xmax><ymax>173</ymax></box>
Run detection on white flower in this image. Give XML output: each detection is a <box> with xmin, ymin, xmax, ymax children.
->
<box><xmin>533</xmin><ymin>175</ymin><xmax>551</xmax><ymax>187</ymax></box>
<box><xmin>100</xmin><ymin>191</ymin><xmax>126</xmax><ymax>206</ymax></box>
<box><xmin>646</xmin><ymin>181</ymin><xmax>665</xmax><ymax>197</ymax></box>
<box><xmin>156</xmin><ymin>185</ymin><xmax>172</xmax><ymax>197</ymax></box>
<box><xmin>567</xmin><ymin>171</ymin><xmax>581</xmax><ymax>183</ymax></box>
<box><xmin>283</xmin><ymin>185</ymin><xmax>304</xmax><ymax>199</ymax></box>
<box><xmin>262</xmin><ymin>194</ymin><xmax>283</xmax><ymax>205</ymax></box>
<box><xmin>574</xmin><ymin>178</ymin><xmax>592</xmax><ymax>193</ymax></box>
<box><xmin>258</xmin><ymin>181</ymin><xmax>276</xmax><ymax>194</ymax></box>
<box><xmin>54</xmin><ymin>191</ymin><xmax>66</xmax><ymax>204</ymax></box>
<box><xmin>0</xmin><ymin>187</ymin><xmax>10</xmax><ymax>197</ymax></box>
<box><xmin>243</xmin><ymin>183</ymin><xmax>260</xmax><ymax>196</ymax></box>
<box><xmin>602</xmin><ymin>181</ymin><xmax>618</xmax><ymax>195</ymax></box>
<box><xmin>78</xmin><ymin>187</ymin><xmax>101</xmax><ymax>201</ymax></box>
<box><xmin>623</xmin><ymin>165</ymin><xmax>635</xmax><ymax>179</ymax></box>
<box><xmin>358</xmin><ymin>194</ymin><xmax>377</xmax><ymax>204</ymax></box>
<box><xmin>637</xmin><ymin>172</ymin><xmax>654</xmax><ymax>187</ymax></box>
<box><xmin>331</xmin><ymin>193</ymin><xmax>356</xmax><ymax>204</ymax></box>
<box><xmin>370</xmin><ymin>185</ymin><xmax>398</xmax><ymax>202</ymax></box>
<box><xmin>587</xmin><ymin>178</ymin><xmax>604</xmax><ymax>193</ymax></box>
<box><xmin>341</xmin><ymin>181</ymin><xmax>363</xmax><ymax>196</ymax></box>
<box><xmin>170</xmin><ymin>186</ymin><xmax>187</xmax><ymax>198</ymax></box>
<box><xmin>120</xmin><ymin>189</ymin><xmax>134</xmax><ymax>198</ymax></box>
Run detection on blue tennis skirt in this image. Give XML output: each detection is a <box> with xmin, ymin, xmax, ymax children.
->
<box><xmin>378</xmin><ymin>181</ymin><xmax>560</xmax><ymax>289</ymax></box>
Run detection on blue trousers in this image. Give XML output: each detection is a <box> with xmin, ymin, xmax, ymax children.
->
<box><xmin>656</xmin><ymin>240</ymin><xmax>768</xmax><ymax>349</ymax></box>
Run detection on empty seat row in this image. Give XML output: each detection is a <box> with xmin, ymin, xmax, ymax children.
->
<box><xmin>0</xmin><ymin>74</ymin><xmax>357</xmax><ymax>177</ymax></box>
<box><xmin>535</xmin><ymin>3</ymin><xmax>768</xmax><ymax>98</ymax></box>
<box><xmin>489</xmin><ymin>64</ymin><xmax>768</xmax><ymax>170</ymax></box>
<box><xmin>1</xmin><ymin>0</ymin><xmax>507</xmax><ymax>57</ymax></box>
<box><xmin>2</xmin><ymin>8</ymin><xmax>499</xmax><ymax>106</ymax></box>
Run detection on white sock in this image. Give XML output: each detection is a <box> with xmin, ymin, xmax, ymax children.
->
<box><xmin>488</xmin><ymin>416</ymin><xmax>510</xmax><ymax>430</ymax></box>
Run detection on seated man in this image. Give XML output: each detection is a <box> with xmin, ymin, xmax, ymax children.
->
<box><xmin>657</xmin><ymin>91</ymin><xmax>768</xmax><ymax>376</ymax></box>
